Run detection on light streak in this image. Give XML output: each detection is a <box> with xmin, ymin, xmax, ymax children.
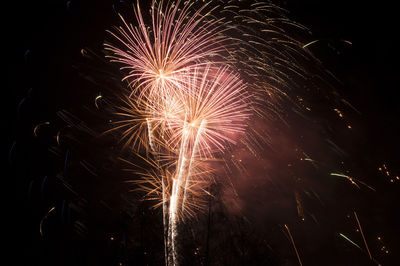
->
<box><xmin>330</xmin><ymin>173</ymin><xmax>375</xmax><ymax>191</ymax></box>
<box><xmin>330</xmin><ymin>172</ymin><xmax>360</xmax><ymax>188</ymax></box>
<box><xmin>284</xmin><ymin>224</ymin><xmax>303</xmax><ymax>266</ymax></box>
<box><xmin>39</xmin><ymin>206</ymin><xmax>55</xmax><ymax>237</ymax></box>
<box><xmin>354</xmin><ymin>211</ymin><xmax>372</xmax><ymax>260</ymax></box>
<box><xmin>95</xmin><ymin>95</ymin><xmax>102</xmax><ymax>109</ymax></box>
<box><xmin>341</xmin><ymin>40</ymin><xmax>353</xmax><ymax>45</ymax></box>
<box><xmin>339</xmin><ymin>233</ymin><xmax>362</xmax><ymax>250</ymax></box>
<box><xmin>302</xmin><ymin>40</ymin><xmax>319</xmax><ymax>49</ymax></box>
<box><xmin>295</xmin><ymin>191</ymin><xmax>305</xmax><ymax>221</ymax></box>
<box><xmin>33</xmin><ymin>122</ymin><xmax>50</xmax><ymax>137</ymax></box>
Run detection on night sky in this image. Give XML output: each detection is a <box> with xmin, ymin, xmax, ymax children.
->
<box><xmin>6</xmin><ymin>0</ymin><xmax>399</xmax><ymax>265</ymax></box>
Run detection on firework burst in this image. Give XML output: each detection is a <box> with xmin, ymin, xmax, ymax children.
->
<box><xmin>11</xmin><ymin>0</ymin><xmax>399</xmax><ymax>265</ymax></box>
<box><xmin>109</xmin><ymin>65</ymin><xmax>251</xmax><ymax>264</ymax></box>
<box><xmin>105</xmin><ymin>0</ymin><xmax>227</xmax><ymax>101</ymax></box>
<box><xmin>105</xmin><ymin>1</ymin><xmax>252</xmax><ymax>264</ymax></box>
<box><xmin>104</xmin><ymin>0</ymin><xmax>368</xmax><ymax>265</ymax></box>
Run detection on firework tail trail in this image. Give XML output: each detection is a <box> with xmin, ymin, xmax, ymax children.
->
<box><xmin>168</xmin><ymin>119</ymin><xmax>194</xmax><ymax>264</ymax></box>
<box><xmin>339</xmin><ymin>233</ymin><xmax>363</xmax><ymax>250</ymax></box>
<box><xmin>39</xmin><ymin>207</ymin><xmax>56</xmax><ymax>237</ymax></box>
<box><xmin>167</xmin><ymin>118</ymin><xmax>205</xmax><ymax>264</ymax></box>
<box><xmin>181</xmin><ymin>120</ymin><xmax>206</xmax><ymax>211</ymax></box>
<box><xmin>146</xmin><ymin>117</ymin><xmax>170</xmax><ymax>265</ymax></box>
<box><xmin>354</xmin><ymin>211</ymin><xmax>372</xmax><ymax>260</ymax></box>
<box><xmin>284</xmin><ymin>224</ymin><xmax>303</xmax><ymax>266</ymax></box>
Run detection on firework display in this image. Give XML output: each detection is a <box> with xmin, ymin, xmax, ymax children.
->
<box><xmin>105</xmin><ymin>2</ymin><xmax>253</xmax><ymax>263</ymax></box>
<box><xmin>8</xmin><ymin>0</ymin><xmax>399</xmax><ymax>265</ymax></box>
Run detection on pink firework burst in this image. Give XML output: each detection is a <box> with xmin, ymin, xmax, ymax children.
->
<box><xmin>105</xmin><ymin>0</ymin><xmax>226</xmax><ymax>100</ymax></box>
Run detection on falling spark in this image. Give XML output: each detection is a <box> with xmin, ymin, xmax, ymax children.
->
<box><xmin>39</xmin><ymin>206</ymin><xmax>56</xmax><ymax>237</ymax></box>
<box><xmin>330</xmin><ymin>172</ymin><xmax>360</xmax><ymax>188</ymax></box>
<box><xmin>95</xmin><ymin>95</ymin><xmax>103</xmax><ymax>109</ymax></box>
<box><xmin>330</xmin><ymin>172</ymin><xmax>375</xmax><ymax>191</ymax></box>
<box><xmin>341</xmin><ymin>39</ymin><xmax>353</xmax><ymax>45</ymax></box>
<box><xmin>295</xmin><ymin>191</ymin><xmax>305</xmax><ymax>221</ymax></box>
<box><xmin>354</xmin><ymin>211</ymin><xmax>372</xmax><ymax>260</ymax></box>
<box><xmin>284</xmin><ymin>224</ymin><xmax>303</xmax><ymax>266</ymax></box>
<box><xmin>378</xmin><ymin>163</ymin><xmax>399</xmax><ymax>183</ymax></box>
<box><xmin>333</xmin><ymin>108</ymin><xmax>343</xmax><ymax>118</ymax></box>
<box><xmin>33</xmin><ymin>122</ymin><xmax>50</xmax><ymax>137</ymax></box>
<box><xmin>302</xmin><ymin>39</ymin><xmax>319</xmax><ymax>49</ymax></box>
<box><xmin>339</xmin><ymin>233</ymin><xmax>362</xmax><ymax>250</ymax></box>
<box><xmin>81</xmin><ymin>48</ymin><xmax>88</xmax><ymax>57</ymax></box>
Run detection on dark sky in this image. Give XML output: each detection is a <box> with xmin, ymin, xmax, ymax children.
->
<box><xmin>6</xmin><ymin>0</ymin><xmax>399</xmax><ymax>265</ymax></box>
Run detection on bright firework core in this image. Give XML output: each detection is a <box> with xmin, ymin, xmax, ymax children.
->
<box><xmin>158</xmin><ymin>69</ymin><xmax>166</xmax><ymax>80</ymax></box>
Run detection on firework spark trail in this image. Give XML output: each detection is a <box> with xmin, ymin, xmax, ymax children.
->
<box><xmin>181</xmin><ymin>120</ymin><xmax>205</xmax><ymax>210</ymax></box>
<box><xmin>284</xmin><ymin>224</ymin><xmax>303</xmax><ymax>266</ymax></box>
<box><xmin>354</xmin><ymin>211</ymin><xmax>372</xmax><ymax>260</ymax></box>
<box><xmin>339</xmin><ymin>233</ymin><xmax>362</xmax><ymax>250</ymax></box>
<box><xmin>39</xmin><ymin>206</ymin><xmax>55</xmax><ymax>237</ymax></box>
<box><xmin>168</xmin><ymin>118</ymin><xmax>196</xmax><ymax>263</ymax></box>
